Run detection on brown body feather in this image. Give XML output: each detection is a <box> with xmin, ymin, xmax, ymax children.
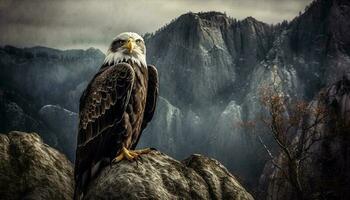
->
<box><xmin>74</xmin><ymin>62</ymin><xmax>158</xmax><ymax>199</ymax></box>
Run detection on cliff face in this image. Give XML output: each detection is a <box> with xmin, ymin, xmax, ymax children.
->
<box><xmin>262</xmin><ymin>0</ymin><xmax>350</xmax><ymax>99</ymax></box>
<box><xmin>146</xmin><ymin>12</ymin><xmax>276</xmax><ymax>110</ymax></box>
<box><xmin>143</xmin><ymin>12</ymin><xmax>280</xmax><ymax>187</ymax></box>
<box><xmin>141</xmin><ymin>0</ymin><xmax>350</xmax><ymax>188</ymax></box>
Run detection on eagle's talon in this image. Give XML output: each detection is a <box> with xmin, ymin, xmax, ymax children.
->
<box><xmin>112</xmin><ymin>153</ymin><xmax>124</xmax><ymax>163</ymax></box>
<box><xmin>112</xmin><ymin>147</ymin><xmax>152</xmax><ymax>164</ymax></box>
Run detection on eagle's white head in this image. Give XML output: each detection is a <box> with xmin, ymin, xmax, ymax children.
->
<box><xmin>104</xmin><ymin>32</ymin><xmax>147</xmax><ymax>68</ymax></box>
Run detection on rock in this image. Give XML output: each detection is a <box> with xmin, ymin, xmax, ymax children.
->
<box><xmin>39</xmin><ymin>104</ymin><xmax>78</xmax><ymax>161</ymax></box>
<box><xmin>85</xmin><ymin>151</ymin><xmax>254</xmax><ymax>200</ymax></box>
<box><xmin>146</xmin><ymin>12</ymin><xmax>275</xmax><ymax>111</ymax></box>
<box><xmin>0</xmin><ymin>131</ymin><xmax>74</xmax><ymax>200</ymax></box>
<box><xmin>0</xmin><ymin>90</ymin><xmax>59</xmax><ymax>149</ymax></box>
<box><xmin>0</xmin><ymin>131</ymin><xmax>253</xmax><ymax>200</ymax></box>
<box><xmin>3</xmin><ymin>101</ymin><xmax>26</xmax><ymax>129</ymax></box>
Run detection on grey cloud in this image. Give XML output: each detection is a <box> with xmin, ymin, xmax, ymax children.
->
<box><xmin>0</xmin><ymin>0</ymin><xmax>312</xmax><ymax>51</ymax></box>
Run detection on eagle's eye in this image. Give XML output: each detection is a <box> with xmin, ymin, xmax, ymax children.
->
<box><xmin>113</xmin><ymin>39</ymin><xmax>124</xmax><ymax>46</ymax></box>
<box><xmin>136</xmin><ymin>39</ymin><xmax>142</xmax><ymax>44</ymax></box>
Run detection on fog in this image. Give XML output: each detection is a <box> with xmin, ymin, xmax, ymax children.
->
<box><xmin>0</xmin><ymin>0</ymin><xmax>312</xmax><ymax>51</ymax></box>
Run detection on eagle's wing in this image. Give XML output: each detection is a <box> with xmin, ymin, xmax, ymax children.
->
<box><xmin>132</xmin><ymin>65</ymin><xmax>158</xmax><ymax>149</ymax></box>
<box><xmin>74</xmin><ymin>63</ymin><xmax>135</xmax><ymax>198</ymax></box>
<box><xmin>143</xmin><ymin>65</ymin><xmax>159</xmax><ymax>128</ymax></box>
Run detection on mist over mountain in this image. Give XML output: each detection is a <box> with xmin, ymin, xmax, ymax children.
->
<box><xmin>142</xmin><ymin>0</ymin><xmax>350</xmax><ymax>189</ymax></box>
<box><xmin>0</xmin><ymin>46</ymin><xmax>104</xmax><ymax>159</ymax></box>
<box><xmin>0</xmin><ymin>0</ymin><xmax>349</xmax><ymax>196</ymax></box>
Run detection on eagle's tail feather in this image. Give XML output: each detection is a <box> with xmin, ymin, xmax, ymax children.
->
<box><xmin>74</xmin><ymin>158</ymin><xmax>110</xmax><ymax>200</ymax></box>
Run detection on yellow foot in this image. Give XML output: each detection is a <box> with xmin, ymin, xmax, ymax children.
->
<box><xmin>112</xmin><ymin>147</ymin><xmax>153</xmax><ymax>163</ymax></box>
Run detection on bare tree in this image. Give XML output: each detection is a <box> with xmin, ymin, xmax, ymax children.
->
<box><xmin>255</xmin><ymin>82</ymin><xmax>329</xmax><ymax>200</ymax></box>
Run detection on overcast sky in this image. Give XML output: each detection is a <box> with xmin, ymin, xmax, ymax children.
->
<box><xmin>0</xmin><ymin>0</ymin><xmax>312</xmax><ymax>52</ymax></box>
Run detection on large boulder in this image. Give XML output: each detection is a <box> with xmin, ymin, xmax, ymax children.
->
<box><xmin>0</xmin><ymin>131</ymin><xmax>254</xmax><ymax>200</ymax></box>
<box><xmin>85</xmin><ymin>151</ymin><xmax>254</xmax><ymax>200</ymax></box>
<box><xmin>0</xmin><ymin>131</ymin><xmax>74</xmax><ymax>200</ymax></box>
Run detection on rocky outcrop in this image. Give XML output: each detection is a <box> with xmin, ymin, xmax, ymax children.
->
<box><xmin>0</xmin><ymin>88</ymin><xmax>59</xmax><ymax>149</ymax></box>
<box><xmin>0</xmin><ymin>131</ymin><xmax>254</xmax><ymax>200</ymax></box>
<box><xmin>0</xmin><ymin>131</ymin><xmax>74</xmax><ymax>200</ymax></box>
<box><xmin>85</xmin><ymin>151</ymin><xmax>254</xmax><ymax>200</ymax></box>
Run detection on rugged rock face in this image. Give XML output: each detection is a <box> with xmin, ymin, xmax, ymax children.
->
<box><xmin>146</xmin><ymin>12</ymin><xmax>276</xmax><ymax>110</ymax></box>
<box><xmin>0</xmin><ymin>131</ymin><xmax>74</xmax><ymax>200</ymax></box>
<box><xmin>85</xmin><ymin>151</ymin><xmax>254</xmax><ymax>200</ymax></box>
<box><xmin>142</xmin><ymin>0</ymin><xmax>350</xmax><ymax>189</ymax></box>
<box><xmin>143</xmin><ymin>12</ymin><xmax>281</xmax><ymax>187</ymax></box>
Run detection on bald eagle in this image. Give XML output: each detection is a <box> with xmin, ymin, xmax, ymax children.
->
<box><xmin>74</xmin><ymin>32</ymin><xmax>159</xmax><ymax>199</ymax></box>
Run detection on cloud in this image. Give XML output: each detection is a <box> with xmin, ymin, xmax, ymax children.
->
<box><xmin>0</xmin><ymin>0</ymin><xmax>312</xmax><ymax>51</ymax></box>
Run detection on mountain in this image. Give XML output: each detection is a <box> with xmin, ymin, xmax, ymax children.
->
<box><xmin>142</xmin><ymin>13</ymin><xmax>282</xmax><ymax>187</ymax></box>
<box><xmin>146</xmin><ymin>12</ymin><xmax>277</xmax><ymax>111</ymax></box>
<box><xmin>0</xmin><ymin>45</ymin><xmax>104</xmax><ymax>112</ymax></box>
<box><xmin>141</xmin><ymin>0</ymin><xmax>350</xmax><ymax>189</ymax></box>
<box><xmin>0</xmin><ymin>46</ymin><xmax>104</xmax><ymax>160</ymax></box>
<box><xmin>0</xmin><ymin>0</ymin><xmax>349</xmax><ymax>195</ymax></box>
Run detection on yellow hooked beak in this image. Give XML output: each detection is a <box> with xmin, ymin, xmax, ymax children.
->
<box><xmin>123</xmin><ymin>38</ymin><xmax>135</xmax><ymax>53</ymax></box>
